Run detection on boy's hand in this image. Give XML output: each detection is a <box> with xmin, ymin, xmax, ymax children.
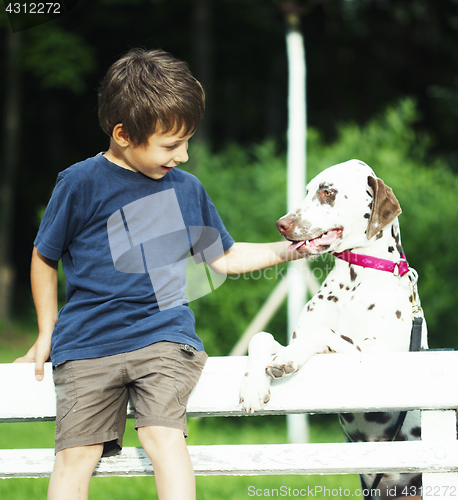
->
<box><xmin>17</xmin><ymin>247</ymin><xmax>58</xmax><ymax>381</ymax></box>
<box><xmin>210</xmin><ymin>241</ymin><xmax>304</xmax><ymax>276</ymax></box>
<box><xmin>13</xmin><ymin>337</ymin><xmax>51</xmax><ymax>381</ymax></box>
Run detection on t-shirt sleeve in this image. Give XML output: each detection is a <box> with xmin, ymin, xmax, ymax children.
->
<box><xmin>34</xmin><ymin>175</ymin><xmax>84</xmax><ymax>261</ymax></box>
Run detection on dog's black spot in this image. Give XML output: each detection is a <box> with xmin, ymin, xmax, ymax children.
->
<box><xmin>364</xmin><ymin>213</ymin><xmax>370</xmax><ymax>219</ymax></box>
<box><xmin>341</xmin><ymin>335</ymin><xmax>353</xmax><ymax>344</ymax></box>
<box><xmin>323</xmin><ymin>283</ymin><xmax>328</xmax><ymax>287</ymax></box>
<box><xmin>349</xmin><ymin>430</ymin><xmax>368</xmax><ymax>442</ymax></box>
<box><xmin>410</xmin><ymin>426</ymin><xmax>421</xmax><ymax>438</ymax></box>
<box><xmin>364</xmin><ymin>412</ymin><xmax>391</xmax><ymax>424</ymax></box>
<box><xmin>388</xmin><ymin>246</ymin><xmax>394</xmax><ymax>253</ymax></box>
<box><xmin>356</xmin><ymin>345</ymin><xmax>361</xmax><ymax>352</ymax></box>
<box><xmin>375</xmin><ymin>230</ymin><xmax>383</xmax><ymax>240</ymax></box>
<box><xmin>292</xmin><ymin>331</ymin><xmax>297</xmax><ymax>339</ymax></box>
<box><xmin>327</xmin><ymin>295</ymin><xmax>338</xmax><ymax>302</ymax></box>
<box><xmin>318</xmin><ymin>294</ymin><xmax>323</xmax><ymax>300</ymax></box>
<box><xmin>366</xmin><ymin>190</ymin><xmax>373</xmax><ymax>198</ymax></box>
<box><xmin>391</xmin><ymin>225</ymin><xmax>403</xmax><ymax>254</ymax></box>
<box><xmin>350</xmin><ymin>267</ymin><xmax>357</xmax><ymax>282</ymax></box>
<box><xmin>368</xmin><ymin>304</ymin><xmax>375</xmax><ymax>310</ymax></box>
<box><xmin>339</xmin><ymin>283</ymin><xmax>344</xmax><ymax>289</ymax></box>
<box><xmin>339</xmin><ymin>413</ymin><xmax>355</xmax><ymax>423</ymax></box>
<box><xmin>384</xmin><ymin>423</ymin><xmax>407</xmax><ymax>441</ymax></box>
<box><xmin>396</xmin><ymin>310</ymin><xmax>402</xmax><ymax>319</ymax></box>
<box><xmin>345</xmin><ymin>286</ymin><xmax>350</xmax><ymax>291</ymax></box>
<box><xmin>307</xmin><ymin>303</ymin><xmax>314</xmax><ymax>312</ymax></box>
<box><xmin>368</xmin><ymin>202</ymin><xmax>373</xmax><ymax>210</ymax></box>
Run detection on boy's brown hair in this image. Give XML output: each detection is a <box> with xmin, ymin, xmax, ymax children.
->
<box><xmin>98</xmin><ymin>48</ymin><xmax>205</xmax><ymax>145</ymax></box>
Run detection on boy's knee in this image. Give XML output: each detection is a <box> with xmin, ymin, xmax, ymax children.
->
<box><xmin>55</xmin><ymin>444</ymin><xmax>104</xmax><ymax>471</ymax></box>
<box><xmin>138</xmin><ymin>425</ymin><xmax>185</xmax><ymax>449</ymax></box>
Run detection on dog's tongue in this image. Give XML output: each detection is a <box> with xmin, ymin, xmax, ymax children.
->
<box><xmin>288</xmin><ymin>240</ymin><xmax>306</xmax><ymax>251</ymax></box>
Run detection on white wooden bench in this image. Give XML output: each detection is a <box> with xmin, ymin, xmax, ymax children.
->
<box><xmin>1</xmin><ymin>352</ymin><xmax>458</xmax><ymax>498</ymax></box>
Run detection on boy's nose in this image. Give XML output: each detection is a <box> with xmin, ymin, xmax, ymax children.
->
<box><xmin>174</xmin><ymin>145</ymin><xmax>189</xmax><ymax>164</ymax></box>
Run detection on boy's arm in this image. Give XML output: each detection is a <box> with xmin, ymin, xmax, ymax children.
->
<box><xmin>14</xmin><ymin>247</ymin><xmax>58</xmax><ymax>381</ymax></box>
<box><xmin>209</xmin><ymin>241</ymin><xmax>302</xmax><ymax>275</ymax></box>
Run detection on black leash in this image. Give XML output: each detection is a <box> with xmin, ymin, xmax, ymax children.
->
<box><xmin>365</xmin><ymin>317</ymin><xmax>423</xmax><ymax>497</ymax></box>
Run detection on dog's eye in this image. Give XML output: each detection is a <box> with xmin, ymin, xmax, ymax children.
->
<box><xmin>315</xmin><ymin>185</ymin><xmax>337</xmax><ymax>205</ymax></box>
<box><xmin>323</xmin><ymin>189</ymin><xmax>336</xmax><ymax>198</ymax></box>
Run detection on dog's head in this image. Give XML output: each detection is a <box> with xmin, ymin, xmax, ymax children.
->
<box><xmin>277</xmin><ymin>159</ymin><xmax>401</xmax><ymax>258</ymax></box>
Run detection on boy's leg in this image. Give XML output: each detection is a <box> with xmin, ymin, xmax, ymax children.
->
<box><xmin>51</xmin><ymin>355</ymin><xmax>130</xmax><ymax>499</ymax></box>
<box><xmin>48</xmin><ymin>444</ymin><xmax>104</xmax><ymax>500</ymax></box>
<box><xmin>138</xmin><ymin>426</ymin><xmax>195</xmax><ymax>500</ymax></box>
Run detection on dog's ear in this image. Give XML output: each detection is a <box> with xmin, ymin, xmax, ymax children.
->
<box><xmin>366</xmin><ymin>176</ymin><xmax>402</xmax><ymax>239</ymax></box>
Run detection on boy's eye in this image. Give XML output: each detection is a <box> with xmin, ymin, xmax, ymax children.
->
<box><xmin>166</xmin><ymin>144</ymin><xmax>178</xmax><ymax>150</ymax></box>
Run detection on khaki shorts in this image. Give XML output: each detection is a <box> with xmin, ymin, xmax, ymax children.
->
<box><xmin>52</xmin><ymin>341</ymin><xmax>207</xmax><ymax>457</ymax></box>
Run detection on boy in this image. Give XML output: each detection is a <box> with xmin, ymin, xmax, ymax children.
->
<box><xmin>15</xmin><ymin>49</ymin><xmax>300</xmax><ymax>500</ymax></box>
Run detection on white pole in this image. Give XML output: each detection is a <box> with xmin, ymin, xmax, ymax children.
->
<box><xmin>285</xmin><ymin>12</ymin><xmax>309</xmax><ymax>444</ymax></box>
<box><xmin>286</xmin><ymin>31</ymin><xmax>306</xmax><ymax>213</ymax></box>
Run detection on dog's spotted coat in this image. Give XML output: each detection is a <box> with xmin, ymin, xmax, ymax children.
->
<box><xmin>239</xmin><ymin>160</ymin><xmax>427</xmax><ymax>499</ymax></box>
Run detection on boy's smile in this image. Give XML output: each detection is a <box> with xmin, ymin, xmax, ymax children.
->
<box><xmin>104</xmin><ymin>126</ymin><xmax>192</xmax><ymax>180</ymax></box>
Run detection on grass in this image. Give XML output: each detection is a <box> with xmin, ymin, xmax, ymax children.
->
<box><xmin>0</xmin><ymin>323</ymin><xmax>362</xmax><ymax>499</ymax></box>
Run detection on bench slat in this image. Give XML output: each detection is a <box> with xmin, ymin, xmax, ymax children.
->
<box><xmin>2</xmin><ymin>352</ymin><xmax>458</xmax><ymax>421</ymax></box>
<box><xmin>1</xmin><ymin>440</ymin><xmax>458</xmax><ymax>479</ymax></box>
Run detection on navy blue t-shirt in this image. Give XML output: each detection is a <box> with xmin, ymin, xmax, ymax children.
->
<box><xmin>34</xmin><ymin>154</ymin><xmax>234</xmax><ymax>365</ymax></box>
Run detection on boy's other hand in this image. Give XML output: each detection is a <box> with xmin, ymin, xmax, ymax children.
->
<box><xmin>13</xmin><ymin>338</ymin><xmax>51</xmax><ymax>381</ymax></box>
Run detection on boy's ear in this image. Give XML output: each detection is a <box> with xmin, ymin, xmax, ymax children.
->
<box><xmin>111</xmin><ymin>123</ymin><xmax>131</xmax><ymax>147</ymax></box>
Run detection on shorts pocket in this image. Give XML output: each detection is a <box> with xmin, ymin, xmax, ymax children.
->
<box><xmin>52</xmin><ymin>362</ymin><xmax>77</xmax><ymax>428</ymax></box>
<box><xmin>175</xmin><ymin>345</ymin><xmax>208</xmax><ymax>406</ymax></box>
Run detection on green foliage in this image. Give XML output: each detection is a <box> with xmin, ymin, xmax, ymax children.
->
<box><xmin>21</xmin><ymin>25</ymin><xmax>96</xmax><ymax>94</ymax></box>
<box><xmin>186</xmin><ymin>141</ymin><xmax>290</xmax><ymax>355</ymax></box>
<box><xmin>188</xmin><ymin>98</ymin><xmax>458</xmax><ymax>353</ymax></box>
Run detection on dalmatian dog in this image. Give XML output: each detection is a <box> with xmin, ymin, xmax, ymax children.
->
<box><xmin>240</xmin><ymin>160</ymin><xmax>427</xmax><ymax>499</ymax></box>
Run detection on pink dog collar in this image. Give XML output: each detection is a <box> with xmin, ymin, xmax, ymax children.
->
<box><xmin>333</xmin><ymin>251</ymin><xmax>411</xmax><ymax>277</ymax></box>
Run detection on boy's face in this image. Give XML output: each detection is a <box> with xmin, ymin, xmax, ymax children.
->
<box><xmin>114</xmin><ymin>127</ymin><xmax>193</xmax><ymax>180</ymax></box>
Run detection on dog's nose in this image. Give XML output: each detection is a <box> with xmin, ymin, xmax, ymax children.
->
<box><xmin>276</xmin><ymin>217</ymin><xmax>294</xmax><ymax>235</ymax></box>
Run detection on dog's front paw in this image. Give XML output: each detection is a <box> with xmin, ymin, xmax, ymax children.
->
<box><xmin>265</xmin><ymin>345</ymin><xmax>304</xmax><ymax>379</ymax></box>
<box><xmin>266</xmin><ymin>359</ymin><xmax>298</xmax><ymax>379</ymax></box>
<box><xmin>239</xmin><ymin>370</ymin><xmax>272</xmax><ymax>414</ymax></box>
